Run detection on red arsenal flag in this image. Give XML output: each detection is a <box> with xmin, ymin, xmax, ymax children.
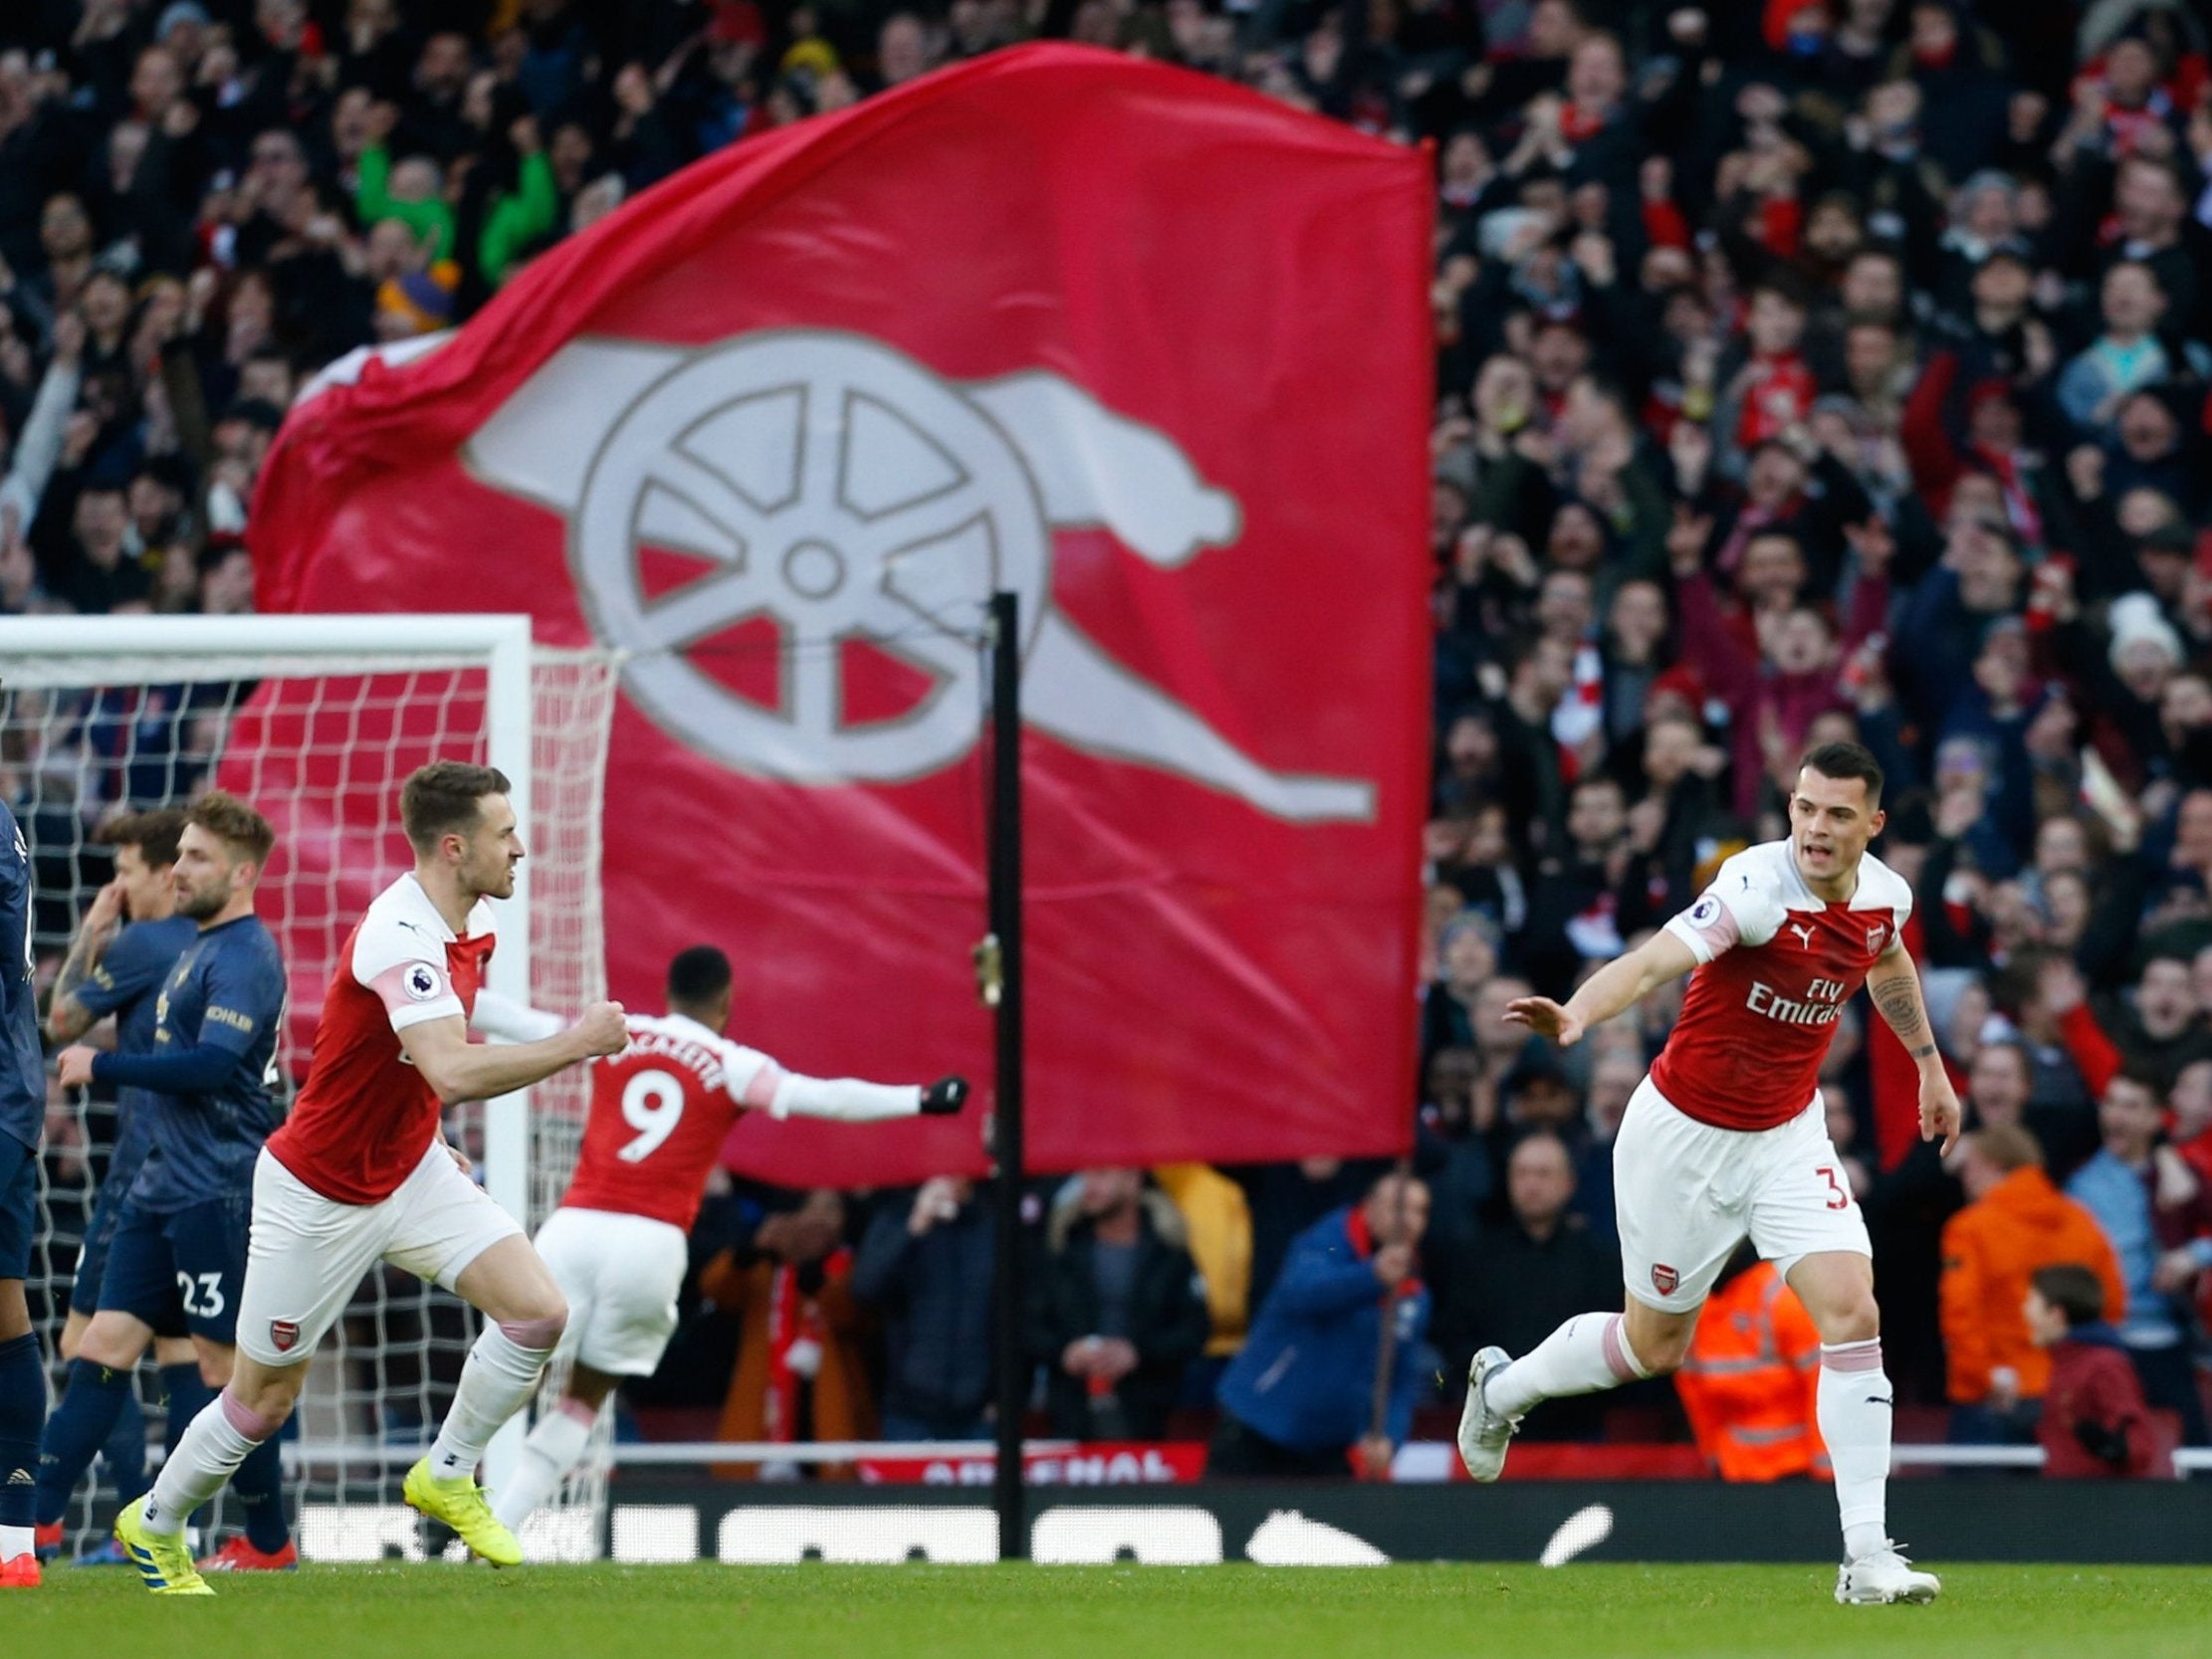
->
<box><xmin>250</xmin><ymin>45</ymin><xmax>1432</xmax><ymax>1185</ymax></box>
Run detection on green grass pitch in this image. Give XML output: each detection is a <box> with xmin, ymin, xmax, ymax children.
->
<box><xmin>12</xmin><ymin>1563</ymin><xmax>2212</xmax><ymax>1658</ymax></box>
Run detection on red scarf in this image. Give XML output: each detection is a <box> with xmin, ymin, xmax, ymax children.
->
<box><xmin>1559</xmin><ymin>101</ymin><xmax>1611</xmax><ymax>144</ymax></box>
<box><xmin>1345</xmin><ymin>1208</ymin><xmax>1424</xmax><ymax>1298</ymax></box>
<box><xmin>762</xmin><ymin>1248</ymin><xmax>850</xmax><ymax>1443</ymax></box>
<box><xmin>1735</xmin><ymin>353</ymin><xmax>1815</xmax><ymax>449</ymax></box>
<box><xmin>1969</xmin><ymin>442</ymin><xmax>2042</xmax><ymax>543</ymax></box>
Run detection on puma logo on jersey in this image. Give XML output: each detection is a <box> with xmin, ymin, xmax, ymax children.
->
<box><xmin>1786</xmin><ymin>922</ymin><xmax>1815</xmax><ymax>948</ymax></box>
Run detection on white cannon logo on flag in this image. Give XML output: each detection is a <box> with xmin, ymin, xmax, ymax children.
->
<box><xmin>460</xmin><ymin>329</ymin><xmax>1373</xmax><ymax>822</ymax></box>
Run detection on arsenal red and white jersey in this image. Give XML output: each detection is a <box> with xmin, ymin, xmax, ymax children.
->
<box><xmin>266</xmin><ymin>875</ymin><xmax>498</xmax><ymax>1204</ymax></box>
<box><xmin>1648</xmin><ymin>840</ymin><xmax>1912</xmax><ymax>1133</ymax></box>
<box><xmin>559</xmin><ymin>1011</ymin><xmax>783</xmax><ymax>1231</ymax></box>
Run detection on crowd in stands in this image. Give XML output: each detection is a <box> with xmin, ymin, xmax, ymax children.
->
<box><xmin>5</xmin><ymin>0</ymin><xmax>2212</xmax><ymax>1477</ymax></box>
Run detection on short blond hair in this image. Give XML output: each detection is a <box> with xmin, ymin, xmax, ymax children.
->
<box><xmin>188</xmin><ymin>791</ymin><xmax>275</xmax><ymax>867</ymax></box>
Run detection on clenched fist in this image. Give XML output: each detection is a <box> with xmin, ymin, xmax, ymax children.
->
<box><xmin>573</xmin><ymin>1001</ymin><xmax>629</xmax><ymax>1056</ymax></box>
<box><xmin>919</xmin><ymin>1076</ymin><xmax>970</xmax><ymax>1116</ymax></box>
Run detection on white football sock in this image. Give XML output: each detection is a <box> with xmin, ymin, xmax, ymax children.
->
<box><xmin>428</xmin><ymin>1323</ymin><xmax>558</xmax><ymax>1481</ymax></box>
<box><xmin>142</xmin><ymin>1391</ymin><xmax>275</xmax><ymax>1539</ymax></box>
<box><xmin>1819</xmin><ymin>1339</ymin><xmax>1891</xmax><ymax>1561</ymax></box>
<box><xmin>492</xmin><ymin>1398</ymin><xmax>596</xmax><ymax>1532</ymax></box>
<box><xmin>0</xmin><ymin>1525</ymin><xmax>30</xmax><ymax>1559</ymax></box>
<box><xmin>1483</xmin><ymin>1311</ymin><xmax>1650</xmax><ymax>1419</ymax></box>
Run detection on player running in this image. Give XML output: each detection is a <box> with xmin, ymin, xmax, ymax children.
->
<box><xmin>1457</xmin><ymin>743</ymin><xmax>1960</xmax><ymax>1606</ymax></box>
<box><xmin>52</xmin><ymin>796</ymin><xmax>293</xmax><ymax>1574</ymax></box>
<box><xmin>114</xmin><ymin>761</ymin><xmax>626</xmax><ymax>1596</ymax></box>
<box><xmin>37</xmin><ymin>809</ymin><xmax>208</xmax><ymax>1564</ymax></box>
<box><xmin>2</xmin><ymin>798</ymin><xmax>53</xmax><ymax>1588</ymax></box>
<box><xmin>492</xmin><ymin>944</ymin><xmax>968</xmax><ymax>1536</ymax></box>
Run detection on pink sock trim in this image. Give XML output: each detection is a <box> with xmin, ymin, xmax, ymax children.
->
<box><xmin>499</xmin><ymin>1314</ymin><xmax>564</xmax><ymax>1350</ymax></box>
<box><xmin>1600</xmin><ymin>1314</ymin><xmax>1643</xmax><ymax>1382</ymax></box>
<box><xmin>1821</xmin><ymin>1339</ymin><xmax>1883</xmax><ymax>1373</ymax></box>
<box><xmin>219</xmin><ymin>1388</ymin><xmax>280</xmax><ymax>1442</ymax></box>
<box><xmin>556</xmin><ymin>1396</ymin><xmax>598</xmax><ymax>1428</ymax></box>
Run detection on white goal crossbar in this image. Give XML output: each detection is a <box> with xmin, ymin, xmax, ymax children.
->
<box><xmin>0</xmin><ymin>613</ymin><xmax>538</xmax><ymax>1224</ymax></box>
<box><xmin>0</xmin><ymin>613</ymin><xmax>614</xmax><ymax>1520</ymax></box>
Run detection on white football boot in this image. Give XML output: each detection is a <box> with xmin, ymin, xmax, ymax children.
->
<box><xmin>1455</xmin><ymin>1346</ymin><xmax>1521</xmax><ymax>1482</ymax></box>
<box><xmin>1835</xmin><ymin>1541</ymin><xmax>1941</xmax><ymax>1605</ymax></box>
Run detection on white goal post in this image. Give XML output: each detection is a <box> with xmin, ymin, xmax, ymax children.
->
<box><xmin>0</xmin><ymin>613</ymin><xmax>617</xmax><ymax>1550</ymax></box>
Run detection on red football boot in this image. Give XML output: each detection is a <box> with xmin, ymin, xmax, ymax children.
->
<box><xmin>197</xmin><ymin>1536</ymin><xmax>300</xmax><ymax>1572</ymax></box>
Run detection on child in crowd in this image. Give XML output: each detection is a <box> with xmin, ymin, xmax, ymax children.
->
<box><xmin>2026</xmin><ymin>1265</ymin><xmax>2167</xmax><ymax>1479</ymax></box>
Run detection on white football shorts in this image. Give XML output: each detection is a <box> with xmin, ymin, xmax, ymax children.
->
<box><xmin>1613</xmin><ymin>1074</ymin><xmax>1871</xmax><ymax>1314</ymax></box>
<box><xmin>235</xmin><ymin>1140</ymin><xmax>525</xmax><ymax>1367</ymax></box>
<box><xmin>532</xmin><ymin>1206</ymin><xmax>688</xmax><ymax>1376</ymax></box>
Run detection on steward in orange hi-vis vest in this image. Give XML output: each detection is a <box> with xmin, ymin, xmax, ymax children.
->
<box><xmin>1676</xmin><ymin>1258</ymin><xmax>1829</xmax><ymax>1482</ymax></box>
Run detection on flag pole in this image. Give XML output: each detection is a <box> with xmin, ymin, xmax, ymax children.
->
<box><xmin>986</xmin><ymin>589</ymin><xmax>1027</xmax><ymax>1561</ymax></box>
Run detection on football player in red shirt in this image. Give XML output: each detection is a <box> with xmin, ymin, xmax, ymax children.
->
<box><xmin>1462</xmin><ymin>741</ymin><xmax>1960</xmax><ymax>1605</ymax></box>
<box><xmin>491</xmin><ymin>943</ymin><xmax>964</xmax><ymax>1534</ymax></box>
<box><xmin>118</xmin><ymin>762</ymin><xmax>627</xmax><ymax>1594</ymax></box>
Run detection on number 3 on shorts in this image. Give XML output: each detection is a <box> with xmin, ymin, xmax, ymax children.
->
<box><xmin>1816</xmin><ymin>1166</ymin><xmax>1850</xmax><ymax>1212</ymax></box>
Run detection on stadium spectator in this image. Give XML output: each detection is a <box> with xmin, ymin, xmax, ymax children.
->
<box><xmin>1675</xmin><ymin>1247</ymin><xmax>1825</xmax><ymax>1482</ymax></box>
<box><xmin>697</xmin><ymin>1188</ymin><xmax>874</xmax><ymax>1479</ymax></box>
<box><xmin>1027</xmin><ymin>1168</ymin><xmax>1210</xmax><ymax>1441</ymax></box>
<box><xmin>1150</xmin><ymin>1161</ymin><xmax>1253</xmax><ymax>1374</ymax></box>
<box><xmin>1570</xmin><ymin>1047</ymin><xmax>1642</xmax><ymax>1243</ymax></box>
<box><xmin>1937</xmin><ymin>1125</ymin><xmax>2125</xmax><ymax>1442</ymax></box>
<box><xmin>1225</xmin><ymin>1153</ymin><xmax>1383</xmax><ymax>1316</ymax></box>
<box><xmin>1211</xmin><ymin>1170</ymin><xmax>1431</xmax><ymax>1479</ymax></box>
<box><xmin>2065</xmin><ymin>1070</ymin><xmax>2212</xmax><ymax>1443</ymax></box>
<box><xmin>849</xmin><ymin>1176</ymin><xmax>995</xmax><ymax>1442</ymax></box>
<box><xmin>2027</xmin><ymin>1262</ymin><xmax>2172</xmax><ymax>1480</ymax></box>
<box><xmin>1429</xmin><ymin>1131</ymin><xmax>1620</xmax><ymax>1440</ymax></box>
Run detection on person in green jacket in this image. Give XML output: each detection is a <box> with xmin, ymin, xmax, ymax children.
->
<box><xmin>478</xmin><ymin>115</ymin><xmax>561</xmax><ymax>289</ymax></box>
<box><xmin>355</xmin><ymin>106</ymin><xmax>457</xmax><ymax>266</ymax></box>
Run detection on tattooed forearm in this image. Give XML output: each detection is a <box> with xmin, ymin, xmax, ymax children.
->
<box><xmin>1870</xmin><ymin>963</ymin><xmax>1935</xmax><ymax>1057</ymax></box>
<box><xmin>46</xmin><ymin>933</ymin><xmax>106</xmax><ymax>1042</ymax></box>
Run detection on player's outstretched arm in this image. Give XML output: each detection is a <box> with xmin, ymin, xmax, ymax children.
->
<box><xmin>1504</xmin><ymin>929</ymin><xmax>1699</xmax><ymax>1048</ymax></box>
<box><xmin>758</xmin><ymin>1072</ymin><xmax>969</xmax><ymax>1122</ymax></box>
<box><xmin>400</xmin><ymin>1000</ymin><xmax>627</xmax><ymax>1104</ymax></box>
<box><xmin>1868</xmin><ymin>945</ymin><xmax>1961</xmax><ymax>1154</ymax></box>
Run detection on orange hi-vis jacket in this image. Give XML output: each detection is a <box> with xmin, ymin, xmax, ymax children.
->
<box><xmin>1675</xmin><ymin>1263</ymin><xmax>1827</xmax><ymax>1482</ymax></box>
<box><xmin>1939</xmin><ymin>1165</ymin><xmax>2126</xmax><ymax>1404</ymax></box>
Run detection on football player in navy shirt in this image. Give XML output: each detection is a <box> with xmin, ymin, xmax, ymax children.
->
<box><xmin>37</xmin><ymin>809</ymin><xmax>205</xmax><ymax>1560</ymax></box>
<box><xmin>55</xmin><ymin>793</ymin><xmax>295</xmax><ymax>1572</ymax></box>
<box><xmin>1</xmin><ymin>797</ymin><xmax>51</xmax><ymax>1586</ymax></box>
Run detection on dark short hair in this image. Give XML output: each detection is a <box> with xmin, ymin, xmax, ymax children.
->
<box><xmin>400</xmin><ymin>760</ymin><xmax>512</xmax><ymax>853</ymax></box>
<box><xmin>2110</xmin><ymin>1064</ymin><xmax>2165</xmax><ymax>1102</ymax></box>
<box><xmin>2031</xmin><ymin>1263</ymin><xmax>2105</xmax><ymax>1329</ymax></box>
<box><xmin>667</xmin><ymin>945</ymin><xmax>733</xmax><ymax>1008</ymax></box>
<box><xmin>187</xmin><ymin>790</ymin><xmax>275</xmax><ymax>868</ymax></box>
<box><xmin>101</xmin><ymin>806</ymin><xmax>187</xmax><ymax>869</ymax></box>
<box><xmin>1800</xmin><ymin>740</ymin><xmax>1885</xmax><ymax>805</ymax></box>
<box><xmin>1507</xmin><ymin>1127</ymin><xmax>1575</xmax><ymax>1169</ymax></box>
<box><xmin>1752</xmin><ymin>271</ymin><xmax>1812</xmax><ymax>310</ymax></box>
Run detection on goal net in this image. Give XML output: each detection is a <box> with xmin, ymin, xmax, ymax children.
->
<box><xmin>0</xmin><ymin>616</ymin><xmax>617</xmax><ymax>1559</ymax></box>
